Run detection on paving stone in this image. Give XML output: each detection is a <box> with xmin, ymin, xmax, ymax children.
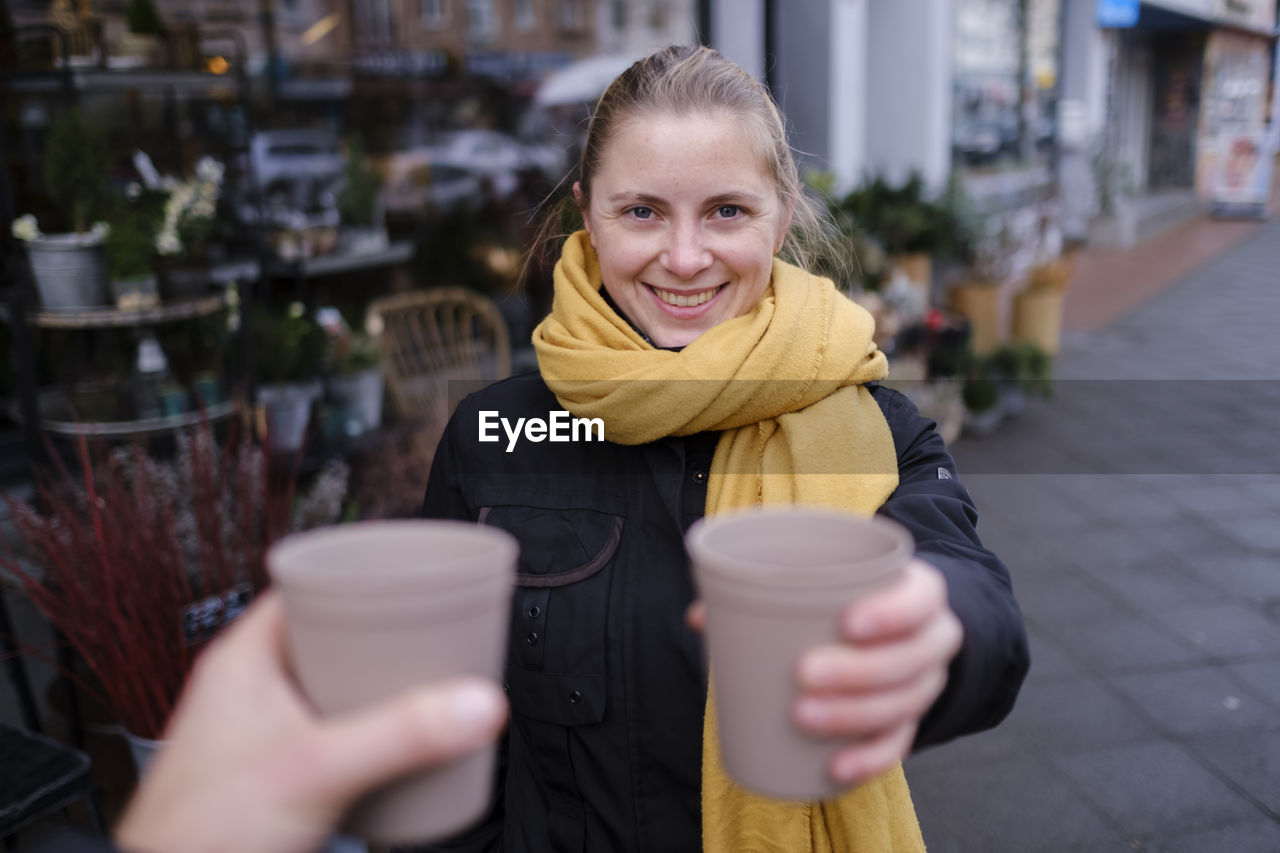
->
<box><xmin>1148</xmin><ymin>602</ymin><xmax>1280</xmax><ymax>659</ymax></box>
<box><xmin>1186</xmin><ymin>726</ymin><xmax>1280</xmax><ymax>813</ymax></box>
<box><xmin>1184</xmin><ymin>554</ymin><xmax>1280</xmax><ymax>602</ymax></box>
<box><xmin>1163</xmin><ymin>481</ymin><xmax>1272</xmax><ymax>517</ymax></box>
<box><xmin>1053</xmin><ymin>742</ymin><xmax>1262</xmax><ymax>838</ymax></box>
<box><xmin>1109</xmin><ymin>666</ymin><xmax>1276</xmax><ymax>736</ymax></box>
<box><xmin>1053</xmin><ymin>616</ymin><xmax>1208</xmax><ymax>673</ymax></box>
<box><xmin>1005</xmin><ymin>678</ymin><xmax>1160</xmax><ymax>752</ymax></box>
<box><xmin>1082</xmin><ymin>556</ymin><xmax>1227</xmax><ymax>614</ymax></box>
<box><xmin>1227</xmin><ymin>660</ymin><xmax>1280</xmax><ymax>708</ymax></box>
<box><xmin>1015</xmin><ymin>574</ymin><xmax>1132</xmax><ymax>631</ymax></box>
<box><xmin>1209</xmin><ymin>515</ymin><xmax>1280</xmax><ymax>553</ymax></box>
<box><xmin>1063</xmin><ymin>526</ymin><xmax>1164</xmax><ymax>573</ymax></box>
<box><xmin>907</xmin><ymin>752</ymin><xmax>1122</xmax><ymax>853</ymax></box>
<box><xmin>1024</xmin><ymin>629</ymin><xmax>1084</xmax><ymax>683</ymax></box>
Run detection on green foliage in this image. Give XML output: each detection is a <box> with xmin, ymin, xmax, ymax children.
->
<box><xmin>991</xmin><ymin>341</ymin><xmax>1054</xmax><ymax>397</ymax></box>
<box><xmin>125</xmin><ymin>0</ymin><xmax>164</xmax><ymax>35</ymax></box>
<box><xmin>829</xmin><ymin>171</ymin><xmax>983</xmax><ymax>261</ymax></box>
<box><xmin>105</xmin><ymin>216</ymin><xmax>154</xmax><ymax>281</ymax></box>
<box><xmin>330</xmin><ymin>332</ymin><xmax>382</xmax><ymax>374</ymax></box>
<box><xmin>44</xmin><ymin>110</ymin><xmax>109</xmax><ymax>233</ymax></box>
<box><xmin>962</xmin><ymin>342</ymin><xmax>1054</xmax><ymax>413</ymax></box>
<box><xmin>336</xmin><ymin>136</ymin><xmax>384</xmax><ymax>227</ymax></box>
<box><xmin>249</xmin><ymin>306</ymin><xmax>327</xmax><ymax>385</ymax></box>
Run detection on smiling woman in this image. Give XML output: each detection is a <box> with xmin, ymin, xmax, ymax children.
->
<box><xmin>419</xmin><ymin>44</ymin><xmax>1028</xmax><ymax>853</ymax></box>
<box><xmin>574</xmin><ymin>112</ymin><xmax>788</xmax><ymax>347</ymax></box>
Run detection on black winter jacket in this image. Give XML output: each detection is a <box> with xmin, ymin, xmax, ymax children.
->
<box><xmin>416</xmin><ymin>373</ymin><xmax>1029</xmax><ymax>853</ymax></box>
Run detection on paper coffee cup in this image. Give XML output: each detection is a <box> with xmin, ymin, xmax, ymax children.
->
<box><xmin>686</xmin><ymin>507</ymin><xmax>913</xmax><ymax>801</ymax></box>
<box><xmin>269</xmin><ymin>520</ymin><xmax>517</xmax><ymax>844</ymax></box>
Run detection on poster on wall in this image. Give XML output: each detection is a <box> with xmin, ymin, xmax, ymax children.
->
<box><xmin>1210</xmin><ymin>128</ymin><xmax>1273</xmax><ymax>217</ymax></box>
<box><xmin>1195</xmin><ymin>29</ymin><xmax>1271</xmax><ymax>206</ymax></box>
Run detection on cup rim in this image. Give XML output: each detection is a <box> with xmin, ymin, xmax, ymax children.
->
<box><xmin>269</xmin><ymin>519</ymin><xmax>518</xmax><ymax>595</ymax></box>
<box><xmin>687</xmin><ymin>507</ymin><xmax>912</xmax><ymax>588</ymax></box>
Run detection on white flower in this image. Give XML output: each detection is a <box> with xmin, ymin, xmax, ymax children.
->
<box><xmin>195</xmin><ymin>157</ymin><xmax>224</xmax><ymax>185</ymax></box>
<box><xmin>11</xmin><ymin>214</ymin><xmax>40</xmax><ymax>242</ymax></box>
<box><xmin>157</xmin><ymin>229</ymin><xmax>182</xmax><ymax>256</ymax></box>
<box><xmin>126</xmin><ymin>182</ymin><xmax>142</xmax><ymax>200</ymax></box>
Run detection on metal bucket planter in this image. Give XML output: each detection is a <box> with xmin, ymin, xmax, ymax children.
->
<box><xmin>327</xmin><ymin>366</ymin><xmax>384</xmax><ymax>437</ymax></box>
<box><xmin>122</xmin><ymin>729</ymin><xmax>164</xmax><ymax>777</ymax></box>
<box><xmin>26</xmin><ymin>234</ymin><xmax>110</xmax><ymax>310</ymax></box>
<box><xmin>258</xmin><ymin>381</ymin><xmax>321</xmax><ymax>454</ymax></box>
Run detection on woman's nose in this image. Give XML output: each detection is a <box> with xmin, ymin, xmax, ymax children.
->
<box><xmin>660</xmin><ymin>224</ymin><xmax>712</xmax><ymax>279</ymax></box>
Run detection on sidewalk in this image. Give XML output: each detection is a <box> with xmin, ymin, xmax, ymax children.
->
<box><xmin>903</xmin><ymin>207</ymin><xmax>1280</xmax><ymax>848</ymax></box>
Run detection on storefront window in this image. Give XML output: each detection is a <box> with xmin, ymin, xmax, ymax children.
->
<box><xmin>952</xmin><ymin>0</ymin><xmax>1060</xmax><ymax>172</ymax></box>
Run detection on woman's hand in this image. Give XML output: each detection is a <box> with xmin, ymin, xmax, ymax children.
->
<box><xmin>115</xmin><ymin>592</ymin><xmax>508</xmax><ymax>853</ymax></box>
<box><xmin>793</xmin><ymin>558</ymin><xmax>962</xmax><ymax>785</ymax></box>
<box><xmin>686</xmin><ymin>558</ymin><xmax>962</xmax><ymax>787</ymax></box>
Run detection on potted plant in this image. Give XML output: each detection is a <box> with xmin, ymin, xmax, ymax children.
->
<box><xmin>1</xmin><ymin>421</ymin><xmax>347</xmax><ymax>766</ymax></box>
<box><xmin>250</xmin><ymin>303</ymin><xmax>327</xmax><ymax>454</ymax></box>
<box><xmin>336</xmin><ymin>134</ymin><xmax>388</xmax><ymax>255</ymax></box>
<box><xmin>156</xmin><ymin>157</ymin><xmax>226</xmax><ymax>300</ymax></box>
<box><xmin>326</xmin><ymin>330</ymin><xmax>385</xmax><ymax>439</ymax></box>
<box><xmin>1012</xmin><ymin>241</ymin><xmax>1080</xmax><ymax>357</ymax></box>
<box><xmin>13</xmin><ymin>109</ymin><xmax>111</xmax><ymax>309</ymax></box>
<box><xmin>112</xmin><ymin>0</ymin><xmax>164</xmax><ymax>68</ymax></box>
<box><xmin>106</xmin><ymin>212</ymin><xmax>159</xmax><ymax>310</ymax></box>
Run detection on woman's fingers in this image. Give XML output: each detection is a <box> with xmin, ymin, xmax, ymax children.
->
<box><xmin>795</xmin><ymin>665</ymin><xmax>947</xmax><ymax>736</ymax></box>
<box><xmin>798</xmin><ymin>608</ymin><xmax>962</xmax><ymax>694</ymax></box>
<box><xmin>829</xmin><ymin>720</ymin><xmax>919</xmax><ymax>785</ymax></box>
<box><xmin>840</xmin><ymin>559</ymin><xmax>951</xmax><ymax>642</ymax></box>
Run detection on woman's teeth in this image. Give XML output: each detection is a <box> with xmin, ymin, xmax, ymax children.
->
<box><xmin>654</xmin><ymin>286</ymin><xmax>719</xmax><ymax>307</ymax></box>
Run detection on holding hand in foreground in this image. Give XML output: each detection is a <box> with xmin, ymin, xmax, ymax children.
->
<box><xmin>116</xmin><ymin>592</ymin><xmax>507</xmax><ymax>853</ymax></box>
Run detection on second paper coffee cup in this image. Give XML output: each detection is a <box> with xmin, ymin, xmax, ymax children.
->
<box><xmin>269</xmin><ymin>519</ymin><xmax>517</xmax><ymax>844</ymax></box>
<box><xmin>686</xmin><ymin>507</ymin><xmax>913</xmax><ymax>801</ymax></box>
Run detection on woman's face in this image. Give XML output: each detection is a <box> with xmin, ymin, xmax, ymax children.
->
<box><xmin>576</xmin><ymin>112</ymin><xmax>791</xmax><ymax>348</ymax></box>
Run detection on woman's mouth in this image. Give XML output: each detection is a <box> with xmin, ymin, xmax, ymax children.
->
<box><xmin>649</xmin><ymin>284</ymin><xmax>724</xmax><ymax>308</ymax></box>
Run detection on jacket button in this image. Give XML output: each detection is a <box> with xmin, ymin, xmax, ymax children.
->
<box><xmin>568</xmin><ymin>690</ymin><xmax>582</xmax><ymax>704</ymax></box>
<box><xmin>692</xmin><ymin>470</ymin><xmax>707</xmax><ymax>484</ymax></box>
<box><xmin>528</xmin><ymin>605</ymin><xmax>541</xmax><ymax>618</ymax></box>
<box><xmin>525</xmin><ymin>632</ymin><xmax>538</xmax><ymax>645</ymax></box>
<box><xmin>503</xmin><ymin>682</ymin><xmax>510</xmax><ymax>693</ymax></box>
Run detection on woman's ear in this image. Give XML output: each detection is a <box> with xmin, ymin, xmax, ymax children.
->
<box><xmin>573</xmin><ymin>181</ymin><xmax>590</xmax><ymax>236</ymax></box>
<box><xmin>776</xmin><ymin>199</ymin><xmax>796</xmax><ymax>254</ymax></box>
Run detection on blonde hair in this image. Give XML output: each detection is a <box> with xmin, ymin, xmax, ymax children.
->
<box><xmin>526</xmin><ymin>45</ymin><xmax>840</xmax><ymax>282</ymax></box>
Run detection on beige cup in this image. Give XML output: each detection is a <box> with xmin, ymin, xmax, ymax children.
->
<box><xmin>686</xmin><ymin>507</ymin><xmax>913</xmax><ymax>801</ymax></box>
<box><xmin>269</xmin><ymin>520</ymin><xmax>517</xmax><ymax>845</ymax></box>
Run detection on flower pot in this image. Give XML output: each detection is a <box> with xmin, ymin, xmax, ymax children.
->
<box><xmin>258</xmin><ymin>382</ymin><xmax>322</xmax><ymax>454</ymax></box>
<box><xmin>122</xmin><ymin>729</ymin><xmax>165</xmax><ymax>777</ymax></box>
<box><xmin>158</xmin><ymin>385</ymin><xmax>189</xmax><ymax>418</ymax></box>
<box><xmin>338</xmin><ymin>227</ymin><xmax>390</xmax><ymax>256</ymax></box>
<box><xmin>26</xmin><ymin>234</ymin><xmax>110</xmax><ymax>309</ymax></box>
<box><xmin>328</xmin><ymin>366</ymin><xmax>385</xmax><ymax>437</ymax></box>
<box><xmin>1012</xmin><ymin>287</ymin><xmax>1064</xmax><ymax>356</ymax></box>
<box><xmin>948</xmin><ymin>280</ymin><xmax>1002</xmax><ymax>355</ymax></box>
<box><xmin>159</xmin><ymin>264</ymin><xmax>212</xmax><ymax>302</ymax></box>
<box><xmin>111</xmin><ymin>274</ymin><xmax>159</xmax><ymax>310</ymax></box>
<box><xmin>191</xmin><ymin>373</ymin><xmax>222</xmax><ymax>407</ymax></box>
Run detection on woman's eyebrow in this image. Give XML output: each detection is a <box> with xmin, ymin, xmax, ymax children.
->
<box><xmin>606</xmin><ymin>191</ymin><xmax>766</xmax><ymax>205</ymax></box>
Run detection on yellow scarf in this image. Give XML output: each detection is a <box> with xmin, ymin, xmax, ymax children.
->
<box><xmin>533</xmin><ymin>231</ymin><xmax>926</xmax><ymax>852</ymax></box>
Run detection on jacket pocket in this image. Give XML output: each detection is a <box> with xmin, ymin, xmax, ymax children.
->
<box><xmin>476</xmin><ymin>500</ymin><xmax>623</xmax><ymax>727</ymax></box>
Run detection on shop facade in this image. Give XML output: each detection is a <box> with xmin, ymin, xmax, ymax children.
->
<box><xmin>1059</xmin><ymin>0</ymin><xmax>1277</xmax><ymax>243</ymax></box>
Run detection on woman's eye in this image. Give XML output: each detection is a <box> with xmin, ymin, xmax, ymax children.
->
<box><xmin>717</xmin><ymin>205</ymin><xmax>742</xmax><ymax>219</ymax></box>
<box><xmin>629</xmin><ymin>206</ymin><xmax>653</xmax><ymax>220</ymax></box>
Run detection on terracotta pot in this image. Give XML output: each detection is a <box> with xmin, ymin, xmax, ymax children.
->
<box><xmin>947</xmin><ymin>280</ymin><xmax>1002</xmax><ymax>355</ymax></box>
<box><xmin>1012</xmin><ymin>287</ymin><xmax>1064</xmax><ymax>356</ymax></box>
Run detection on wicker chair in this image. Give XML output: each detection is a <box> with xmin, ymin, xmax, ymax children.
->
<box><xmin>366</xmin><ymin>288</ymin><xmax>512</xmax><ymax>424</ymax></box>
